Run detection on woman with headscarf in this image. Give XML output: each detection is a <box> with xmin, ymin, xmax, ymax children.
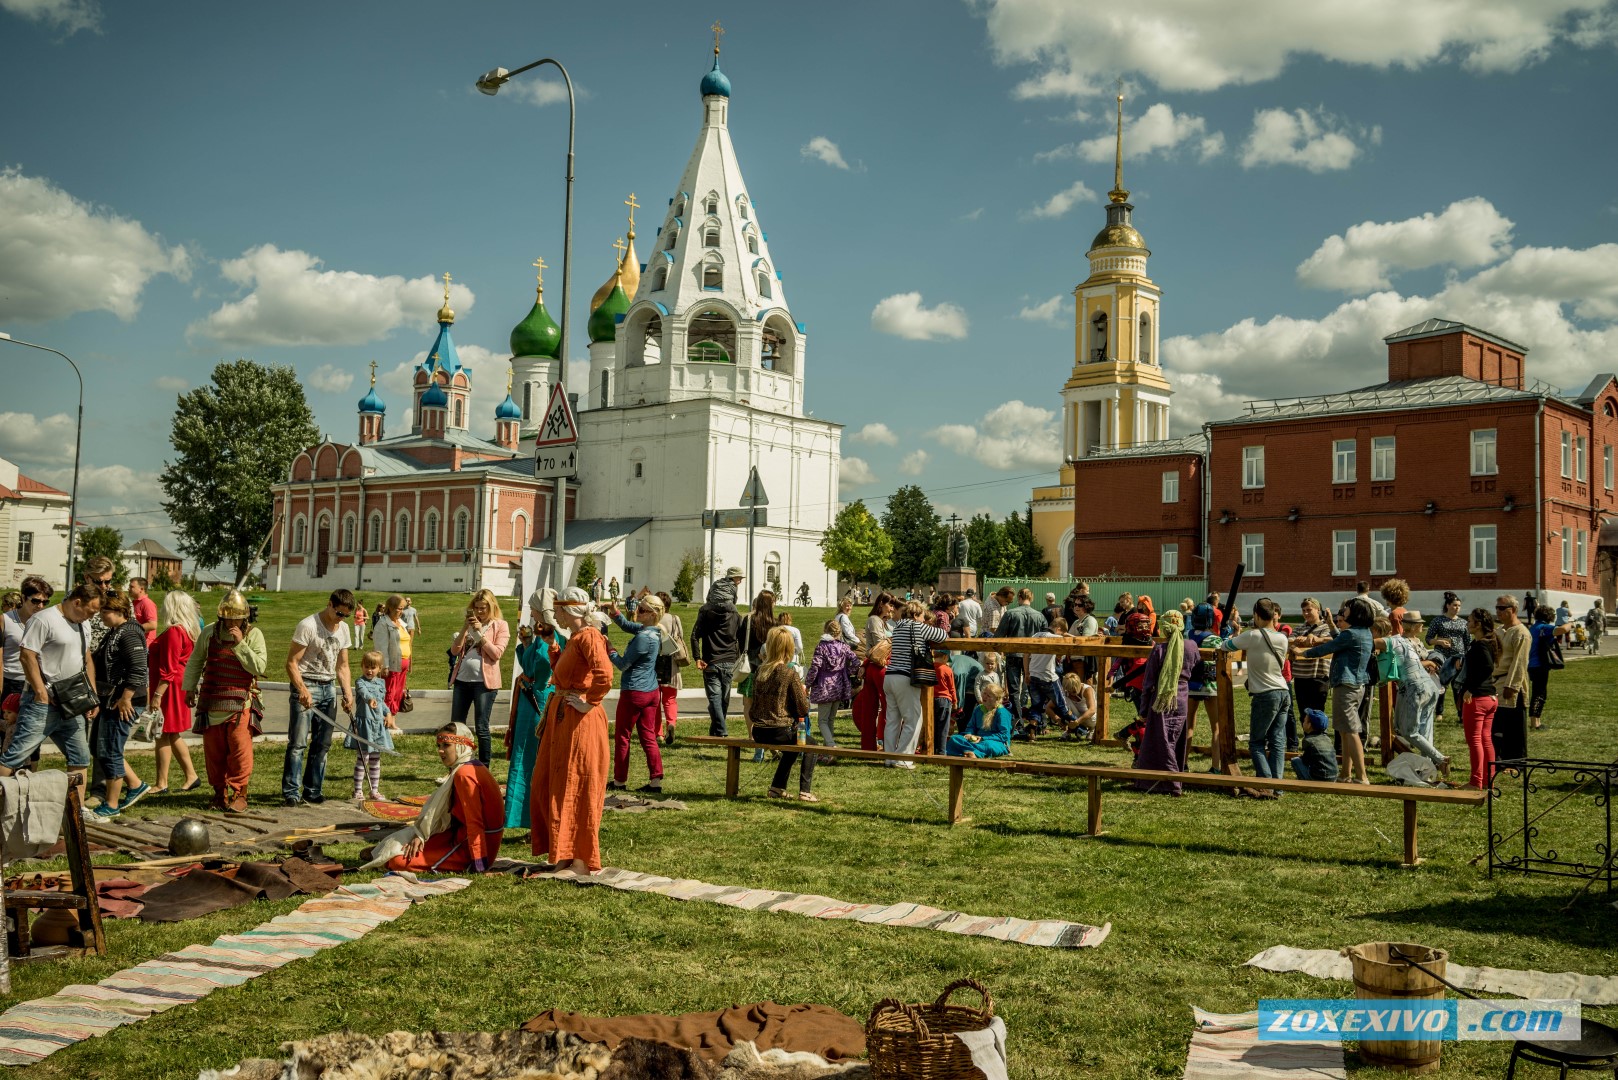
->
<box><xmin>529</xmin><ymin>587</ymin><xmax>613</xmax><ymax>874</ymax></box>
<box><xmin>1134</xmin><ymin>609</ymin><xmax>1199</xmax><ymax>795</ymax></box>
<box><xmin>388</xmin><ymin>722</ymin><xmax>504</xmax><ymax>873</ymax></box>
<box><xmin>504</xmin><ymin>590</ymin><xmax>566</xmax><ymax>829</ymax></box>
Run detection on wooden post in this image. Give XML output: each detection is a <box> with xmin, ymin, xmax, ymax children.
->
<box><xmin>948</xmin><ymin>765</ymin><xmax>966</xmax><ymax>824</ymax></box>
<box><xmin>1403</xmin><ymin>800</ymin><xmax>1419</xmax><ymax>866</ymax></box>
<box><xmin>1213</xmin><ymin>652</ymin><xmax>1241</xmax><ymax>775</ymax></box>
<box><xmin>724</xmin><ymin>745</ymin><xmax>740</xmax><ymax>798</ymax></box>
<box><xmin>64</xmin><ymin>778</ymin><xmax>104</xmax><ymax>955</ymax></box>
<box><xmin>1086</xmin><ymin>775</ymin><xmax>1103</xmax><ymax>835</ymax></box>
<box><xmin>1380</xmin><ymin>683</ymin><xmax>1396</xmax><ymax>766</ymax></box>
<box><xmin>1093</xmin><ymin>660</ymin><xmax>1111</xmax><ymax>742</ymax></box>
<box><xmin>920</xmin><ymin>683</ymin><xmax>935</xmax><ymax>756</ymax></box>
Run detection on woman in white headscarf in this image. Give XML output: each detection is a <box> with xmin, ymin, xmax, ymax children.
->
<box><xmin>386</xmin><ymin>722</ymin><xmax>504</xmax><ymax>873</ymax></box>
<box><xmin>504</xmin><ymin>590</ymin><xmax>566</xmax><ymax>828</ymax></box>
<box><xmin>529</xmin><ymin>587</ymin><xmax>612</xmax><ymax>874</ymax></box>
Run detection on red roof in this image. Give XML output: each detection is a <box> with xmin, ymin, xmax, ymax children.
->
<box><xmin>16</xmin><ymin>475</ymin><xmax>69</xmax><ymax>497</ymax></box>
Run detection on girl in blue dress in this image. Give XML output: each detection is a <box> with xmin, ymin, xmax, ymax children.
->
<box><xmin>946</xmin><ymin>682</ymin><xmax>1014</xmax><ymax>759</ymax></box>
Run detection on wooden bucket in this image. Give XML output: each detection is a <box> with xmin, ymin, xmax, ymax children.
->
<box><xmin>1344</xmin><ymin>942</ymin><xmax>1448</xmax><ymax>1074</ymax></box>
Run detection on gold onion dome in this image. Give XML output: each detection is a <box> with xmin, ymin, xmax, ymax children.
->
<box><xmin>1090</xmin><ymin>220</ymin><xmax>1147</xmax><ymax>252</ymax></box>
<box><xmin>436</xmin><ymin>271</ymin><xmax>456</xmax><ymax>324</ymax></box>
<box><xmin>592</xmin><ymin>194</ymin><xmax>642</xmax><ymax>310</ymax></box>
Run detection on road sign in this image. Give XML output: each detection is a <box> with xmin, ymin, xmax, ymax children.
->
<box><xmin>702</xmin><ymin>508</ymin><xmax>767</xmax><ymax>529</ymax></box>
<box><xmin>534</xmin><ymin>444</ymin><xmax>577</xmax><ymax>479</ymax></box>
<box><xmin>739</xmin><ymin>466</ymin><xmax>769</xmax><ymax>507</ymax></box>
<box><xmin>534</xmin><ymin>383</ymin><xmax>578</xmax><ymax>448</ymax></box>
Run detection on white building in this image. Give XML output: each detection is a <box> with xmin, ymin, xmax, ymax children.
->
<box><xmin>516</xmin><ymin>42</ymin><xmax>842</xmax><ymax>603</ymax></box>
<box><xmin>0</xmin><ymin>455</ymin><xmax>72</xmax><ymax>590</ymax></box>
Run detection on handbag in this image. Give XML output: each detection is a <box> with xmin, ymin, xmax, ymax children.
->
<box><xmin>399</xmin><ymin>688</ymin><xmax>414</xmax><ymax>713</ymax></box>
<box><xmin>1540</xmin><ymin>630</ymin><xmax>1566</xmax><ymax>670</ymax></box>
<box><xmin>1375</xmin><ymin>641</ymin><xmax>1404</xmax><ymax>684</ymax></box>
<box><xmin>734</xmin><ymin>619</ymin><xmax>753</xmax><ymax>677</ymax></box>
<box><xmin>908</xmin><ymin>630</ymin><xmax>938</xmax><ymax>688</ymax></box>
<box><xmin>49</xmin><ymin>624</ymin><xmax>97</xmax><ymax>718</ymax></box>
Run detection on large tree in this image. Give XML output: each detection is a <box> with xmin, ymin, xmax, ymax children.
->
<box><xmin>819</xmin><ymin>500</ymin><xmax>893</xmax><ymax>588</ymax></box>
<box><xmin>964</xmin><ymin>513</ymin><xmax>1015</xmax><ymax>578</ymax></box>
<box><xmin>77</xmin><ymin>526</ymin><xmax>127</xmax><ymax>585</ymax></box>
<box><xmin>879</xmin><ymin>485</ymin><xmax>940</xmax><ymax>588</ymax></box>
<box><xmin>160</xmin><ymin>359</ymin><xmax>319</xmax><ymax>584</ymax></box>
<box><xmin>1003</xmin><ymin>510</ymin><xmax>1051</xmax><ymax>578</ymax></box>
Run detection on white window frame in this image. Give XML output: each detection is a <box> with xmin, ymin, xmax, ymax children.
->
<box><xmin>1161</xmin><ymin>470</ymin><xmax>1180</xmax><ymax>503</ymax></box>
<box><xmin>367</xmin><ymin>513</ymin><xmax>383</xmax><ymax>552</ymax></box>
<box><xmin>1577</xmin><ymin>529</ymin><xmax>1589</xmax><ymax>576</ymax></box>
<box><xmin>1241</xmin><ymin>533</ymin><xmax>1265</xmax><ymax>576</ymax></box>
<box><xmin>293</xmin><ymin>515</ymin><xmax>307</xmax><ymax>554</ymax></box>
<box><xmin>1332</xmin><ymin>530</ymin><xmax>1356</xmax><ymax>577</ymax></box>
<box><xmin>423</xmin><ymin>511</ymin><xmax>439</xmax><ymax>551</ymax></box>
<box><xmin>1470</xmin><ymin>524</ymin><xmax>1498</xmax><ymax>573</ymax></box>
<box><xmin>16</xmin><ymin>531</ymin><xmax>32</xmax><ymax>563</ymax></box>
<box><xmin>1371</xmin><ymin>436</ymin><xmax>1396</xmax><ymax>482</ymax></box>
<box><xmin>1576</xmin><ymin>436</ymin><xmax>1588</xmax><ymax>482</ymax></box>
<box><xmin>1371</xmin><ymin>528</ymin><xmax>1397</xmax><ymax>575</ymax></box>
<box><xmin>1332</xmin><ymin>439</ymin><xmax>1356</xmax><ymax>484</ymax></box>
<box><xmin>454</xmin><ymin>510</ymin><xmax>470</xmax><ymax>550</ymax></box>
<box><xmin>341</xmin><ymin>513</ymin><xmax>356</xmax><ymax>552</ymax></box>
<box><xmin>1242</xmin><ymin>446</ymin><xmax>1265</xmax><ymax>489</ymax></box>
<box><xmin>1561</xmin><ymin>526</ymin><xmax>1573</xmax><ymax>574</ymax></box>
<box><xmin>1471</xmin><ymin>429</ymin><xmax>1498</xmax><ymax>476</ymax></box>
<box><xmin>1561</xmin><ymin>431</ymin><xmax>1573</xmax><ymax>478</ymax></box>
<box><xmin>1605</xmin><ymin>444</ymin><xmax>1614</xmax><ymax>491</ymax></box>
<box><xmin>1160</xmin><ymin>543</ymin><xmax>1178</xmax><ymax>576</ymax></box>
<box><xmin>395</xmin><ymin>512</ymin><xmax>411</xmax><ymax>552</ymax></box>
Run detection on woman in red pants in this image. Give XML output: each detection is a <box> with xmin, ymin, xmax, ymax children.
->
<box><xmin>850</xmin><ymin>594</ymin><xmax>896</xmax><ymax>750</ymax></box>
<box><xmin>1459</xmin><ymin>608</ymin><xmax>1501</xmax><ymax>790</ymax></box>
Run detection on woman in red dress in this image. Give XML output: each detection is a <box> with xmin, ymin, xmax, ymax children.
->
<box><xmin>387</xmin><ymin>722</ymin><xmax>504</xmax><ymax>873</ymax></box>
<box><xmin>149</xmin><ymin>590</ymin><xmax>201</xmax><ymax>793</ymax></box>
<box><xmin>529</xmin><ymin>587</ymin><xmax>612</xmax><ymax>875</ymax></box>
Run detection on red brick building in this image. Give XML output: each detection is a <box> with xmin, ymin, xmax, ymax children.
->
<box><xmin>1074</xmin><ymin>319</ymin><xmax>1618</xmax><ymax>611</ymax></box>
<box><xmin>1071</xmin><ymin>434</ymin><xmax>1205</xmax><ymax>579</ymax></box>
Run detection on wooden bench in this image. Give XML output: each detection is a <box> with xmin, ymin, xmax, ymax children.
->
<box><xmin>685</xmin><ymin>735</ymin><xmax>1484</xmax><ymax>866</ymax></box>
<box><xmin>3</xmin><ymin>774</ymin><xmax>106</xmax><ymax>961</ymax></box>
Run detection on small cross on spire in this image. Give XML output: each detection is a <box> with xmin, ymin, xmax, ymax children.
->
<box><xmin>711</xmin><ymin>19</ymin><xmax>724</xmax><ymax>56</ymax></box>
<box><xmin>624</xmin><ymin>192</ymin><xmax>640</xmax><ymax>238</ymax></box>
<box><xmin>532</xmin><ymin>256</ymin><xmax>547</xmax><ymax>296</ymax></box>
<box><xmin>441</xmin><ymin>271</ymin><xmax>452</xmax><ymax>303</ymax></box>
<box><xmin>368</xmin><ymin>359</ymin><xmax>377</xmax><ymax>388</ymax></box>
<box><xmin>612</xmin><ymin>236</ymin><xmax>627</xmax><ymax>261</ymax></box>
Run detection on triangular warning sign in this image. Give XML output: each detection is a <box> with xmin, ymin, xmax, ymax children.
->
<box><xmin>534</xmin><ymin>383</ymin><xmax>578</xmax><ymax>447</ymax></box>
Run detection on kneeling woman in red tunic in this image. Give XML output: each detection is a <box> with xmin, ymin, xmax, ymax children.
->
<box><xmin>387</xmin><ymin>723</ymin><xmax>504</xmax><ymax>873</ymax></box>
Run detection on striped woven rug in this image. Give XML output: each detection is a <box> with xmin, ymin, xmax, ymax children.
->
<box><xmin>0</xmin><ymin>875</ymin><xmax>470</xmax><ymax>1067</ymax></box>
<box><xmin>1184</xmin><ymin>1008</ymin><xmax>1345</xmax><ymax>1079</ymax></box>
<box><xmin>525</xmin><ymin>866</ymin><xmax>1109</xmax><ymax>949</ymax></box>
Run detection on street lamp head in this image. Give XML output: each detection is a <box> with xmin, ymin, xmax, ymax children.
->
<box><xmin>476</xmin><ymin>67</ymin><xmax>509</xmax><ymax>95</ymax></box>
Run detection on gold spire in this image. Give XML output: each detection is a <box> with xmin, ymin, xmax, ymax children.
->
<box><xmin>437</xmin><ymin>271</ymin><xmax>456</xmax><ymax>323</ymax></box>
<box><xmin>624</xmin><ymin>192</ymin><xmax>639</xmax><ymax>242</ymax></box>
<box><xmin>621</xmin><ymin>194</ymin><xmax>642</xmax><ymax>300</ymax></box>
<box><xmin>711</xmin><ymin>19</ymin><xmax>724</xmax><ymax>57</ymax></box>
<box><xmin>1108</xmin><ymin>80</ymin><xmax>1129</xmax><ymax>205</ymax></box>
<box><xmin>368</xmin><ymin>359</ymin><xmax>377</xmax><ymax>388</ymax></box>
<box><xmin>531</xmin><ymin>257</ymin><xmax>547</xmax><ymax>299</ymax></box>
<box><xmin>506</xmin><ymin>366</ymin><xmax>514</xmax><ymax>395</ymax></box>
<box><xmin>590</xmin><ymin>237</ymin><xmax>628</xmax><ymax>312</ymax></box>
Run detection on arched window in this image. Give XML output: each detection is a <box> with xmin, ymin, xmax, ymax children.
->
<box><xmin>599</xmin><ymin>369</ymin><xmax>610</xmax><ymax>408</ymax></box>
<box><xmin>453</xmin><ymin>509</ymin><xmax>470</xmax><ymax>550</ymax></box>
<box><xmin>687</xmin><ymin>309</ymin><xmax>737</xmax><ymax>364</ymax></box>
<box><xmin>512</xmin><ymin>511</ymin><xmax>530</xmax><ymax>550</ymax></box>
<box><xmin>746</xmin><ymin>232</ymin><xmax>758</xmax><ymax>255</ymax></box>
<box><xmin>1139</xmin><ymin>312</ymin><xmax>1153</xmax><ymax>364</ymax></box>
<box><xmin>395</xmin><ymin>511</ymin><xmax>411</xmax><ymax>551</ymax></box>
<box><xmin>522</xmin><ymin>382</ymin><xmax>532</xmax><ymax>419</ymax></box>
<box><xmin>703</xmin><ymin>222</ymin><xmax>721</xmax><ymax>247</ymax></box>
<box><xmin>702</xmin><ymin>262</ymin><xmax>723</xmax><ymax>290</ymax></box>
<box><xmin>341</xmin><ymin>513</ymin><xmax>356</xmax><ymax>552</ymax></box>
<box><xmin>651</xmin><ymin>265</ymin><xmax>667</xmax><ymax>291</ymax></box>
<box><xmin>1090</xmin><ymin>310</ymin><xmax>1108</xmax><ymax>361</ymax></box>
<box><xmin>674</xmin><ymin>196</ymin><xmax>686</xmax><ymax>218</ymax></box>
<box><xmin>367</xmin><ymin>512</ymin><xmax>383</xmax><ymax>551</ymax></box>
<box><xmin>316</xmin><ymin>513</ymin><xmax>332</xmax><ymax>547</ymax></box>
<box><xmin>757</xmin><ymin>270</ymin><xmax>772</xmax><ymax>299</ymax></box>
<box><xmin>764</xmin><ymin>551</ymin><xmax>781</xmax><ymax>590</ymax></box>
<box><xmin>761</xmin><ymin>314</ymin><xmax>796</xmax><ymax>374</ymax></box>
<box><xmin>736</xmin><ymin>195</ymin><xmax>749</xmax><ymax>220</ymax></box>
<box><xmin>626</xmin><ymin>309</ymin><xmax>664</xmax><ymax>368</ymax></box>
<box><xmin>423</xmin><ymin>511</ymin><xmax>439</xmax><ymax>550</ymax></box>
<box><xmin>452</xmin><ymin>399</ymin><xmax>464</xmax><ymax>428</ymax></box>
<box><xmin>664</xmin><ymin>225</ymin><xmax>679</xmax><ymax>251</ymax></box>
<box><xmin>292</xmin><ymin>515</ymin><xmax>307</xmax><ymax>554</ymax></box>
<box><xmin>703</xmin><ymin>192</ymin><xmax>719</xmax><ymax>215</ymax></box>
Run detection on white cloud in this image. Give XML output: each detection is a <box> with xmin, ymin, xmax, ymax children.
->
<box><xmin>871</xmin><ymin>292</ymin><xmax>970</xmax><ymax>341</ymax></box>
<box><xmin>1239</xmin><ymin>108</ymin><xmax>1371</xmax><ymax>172</ymax></box>
<box><xmin>935</xmin><ymin>401</ymin><xmax>1063</xmax><ymax>470</ymax></box>
<box><xmin>978</xmin><ymin>0</ymin><xmax>1616</xmax><ymax>98</ymax></box>
<box><xmin>899</xmin><ymin>449</ymin><xmax>930</xmax><ymax>476</ymax></box>
<box><xmin>153</xmin><ymin>376</ymin><xmax>189</xmax><ymax>392</ymax></box>
<box><xmin>840</xmin><ymin>456</ymin><xmax>876</xmax><ymax>491</ymax></box>
<box><xmin>851</xmin><ymin>422</ymin><xmax>899</xmax><ymax>446</ymax></box>
<box><xmin>0</xmin><ymin>411</ymin><xmax>77</xmax><ymax>467</ymax></box>
<box><xmin>1073</xmin><ymin>103</ymin><xmax>1217</xmax><ymax>162</ymax></box>
<box><xmin>801</xmin><ymin>136</ymin><xmax>855</xmax><ymax>171</ymax></box>
<box><xmin>189</xmin><ymin>245</ymin><xmax>475</xmax><ymax>347</ymax></box>
<box><xmin>1023</xmin><ymin>180</ymin><xmax>1097</xmax><ymax>220</ymax></box>
<box><xmin>378</xmin><ymin>343</ymin><xmax>511</xmax><ymax>435</ymax></box>
<box><xmin>308</xmin><ymin>364</ymin><xmax>356</xmax><ymax>393</ymax></box>
<box><xmin>34</xmin><ymin>463</ymin><xmax>159</xmax><ymax>500</ymax></box>
<box><xmin>960</xmin><ymin>207</ymin><xmax>985</xmax><ymax>222</ymax></box>
<box><xmin>1198</xmin><ymin>133</ymin><xmax>1227</xmax><ymax>160</ymax></box>
<box><xmin>0</xmin><ymin>169</ymin><xmax>190</xmax><ymax>323</ymax></box>
<box><xmin>1297</xmin><ymin>197</ymin><xmax>1516</xmax><ymax>292</ymax></box>
<box><xmin>0</xmin><ymin>0</ymin><xmax>100</xmax><ymax>34</ymax></box>
<box><xmin>505</xmin><ymin>79</ymin><xmax>573</xmax><ymax>107</ymax></box>
<box><xmin>1018</xmin><ymin>295</ymin><xmax>1068</xmax><ymax>323</ymax></box>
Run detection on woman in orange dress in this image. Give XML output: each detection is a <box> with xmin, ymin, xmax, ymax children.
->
<box><xmin>387</xmin><ymin>722</ymin><xmax>504</xmax><ymax>873</ymax></box>
<box><xmin>529</xmin><ymin>587</ymin><xmax>612</xmax><ymax>874</ymax></box>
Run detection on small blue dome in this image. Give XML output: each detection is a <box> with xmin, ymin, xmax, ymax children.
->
<box><xmin>420</xmin><ymin>382</ymin><xmax>448</xmax><ymax>408</ymax></box>
<box><xmin>699</xmin><ymin>56</ymin><xmax>730</xmax><ymax>98</ymax></box>
<box><xmin>495</xmin><ymin>393</ymin><xmax>522</xmax><ymax>421</ymax></box>
<box><xmin>357</xmin><ymin>387</ymin><xmax>386</xmax><ymax>414</ymax></box>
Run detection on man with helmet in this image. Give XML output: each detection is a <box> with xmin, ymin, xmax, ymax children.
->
<box><xmin>182</xmin><ymin>590</ymin><xmax>268</xmax><ymax>812</ymax></box>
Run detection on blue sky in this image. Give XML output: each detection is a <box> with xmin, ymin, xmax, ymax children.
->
<box><xmin>2</xmin><ymin>0</ymin><xmax>1616</xmax><ymax>554</ymax></box>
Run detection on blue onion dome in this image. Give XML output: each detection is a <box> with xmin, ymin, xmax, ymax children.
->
<box><xmin>420</xmin><ymin>382</ymin><xmax>448</xmax><ymax>408</ymax></box>
<box><xmin>357</xmin><ymin>386</ymin><xmax>386</xmax><ymax>414</ymax></box>
<box><xmin>699</xmin><ymin>54</ymin><xmax>730</xmax><ymax>98</ymax></box>
<box><xmin>495</xmin><ymin>393</ymin><xmax>522</xmax><ymax>420</ymax></box>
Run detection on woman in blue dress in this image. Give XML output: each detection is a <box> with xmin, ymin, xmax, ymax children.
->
<box><xmin>945</xmin><ymin>681</ymin><xmax>1014</xmax><ymax>759</ymax></box>
<box><xmin>504</xmin><ymin>592</ymin><xmax>567</xmax><ymax>829</ymax></box>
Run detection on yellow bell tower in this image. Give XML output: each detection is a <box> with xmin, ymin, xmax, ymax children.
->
<box><xmin>1031</xmin><ymin>86</ymin><xmax>1173</xmax><ymax>575</ymax></box>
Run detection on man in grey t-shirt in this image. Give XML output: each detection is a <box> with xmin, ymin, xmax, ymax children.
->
<box><xmin>282</xmin><ymin>589</ymin><xmax>355</xmax><ymax>806</ymax></box>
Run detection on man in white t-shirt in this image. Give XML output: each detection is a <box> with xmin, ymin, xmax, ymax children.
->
<box><xmin>1220</xmin><ymin>598</ymin><xmax>1292</xmax><ymax>783</ymax></box>
<box><xmin>957</xmin><ymin>590</ymin><xmax>983</xmax><ymax>637</ymax></box>
<box><xmin>0</xmin><ymin>583</ymin><xmax>103</xmax><ymax>780</ymax></box>
<box><xmin>281</xmin><ymin>589</ymin><xmax>355</xmax><ymax>806</ymax></box>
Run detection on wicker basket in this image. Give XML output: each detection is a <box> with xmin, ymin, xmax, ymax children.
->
<box><xmin>866</xmin><ymin>978</ymin><xmax>997</xmax><ymax>1079</ymax></box>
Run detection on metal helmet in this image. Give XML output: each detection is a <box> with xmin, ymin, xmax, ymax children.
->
<box><xmin>217</xmin><ymin>589</ymin><xmax>250</xmax><ymax>621</ymax></box>
<box><xmin>168</xmin><ymin>817</ymin><xmax>211</xmax><ymax>857</ymax></box>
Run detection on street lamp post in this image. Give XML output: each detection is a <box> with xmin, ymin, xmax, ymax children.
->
<box><xmin>0</xmin><ymin>332</ymin><xmax>84</xmax><ymax>586</ymax></box>
<box><xmin>475</xmin><ymin>58</ymin><xmax>575</xmax><ymax>592</ymax></box>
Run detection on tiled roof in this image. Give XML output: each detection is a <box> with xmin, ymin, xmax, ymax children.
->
<box><xmin>1383</xmin><ymin>318</ymin><xmax>1527</xmax><ymax>353</ymax></box>
<box><xmin>1210</xmin><ymin>375</ymin><xmax>1542</xmax><ymax>427</ymax></box>
<box><xmin>1086</xmin><ymin>433</ymin><xmax>1208</xmax><ymax>461</ymax></box>
<box><xmin>16</xmin><ymin>474</ymin><xmax>68</xmax><ymax>497</ymax></box>
<box><xmin>129</xmin><ymin>538</ymin><xmax>182</xmax><ymax>560</ymax></box>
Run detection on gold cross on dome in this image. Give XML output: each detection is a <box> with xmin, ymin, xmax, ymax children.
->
<box><xmin>532</xmin><ymin>256</ymin><xmax>546</xmax><ymax>285</ymax></box>
<box><xmin>441</xmin><ymin>271</ymin><xmax>452</xmax><ymax>303</ymax></box>
<box><xmin>711</xmin><ymin>20</ymin><xmax>723</xmax><ymax>55</ymax></box>
<box><xmin>625</xmin><ymin>192</ymin><xmax>640</xmax><ymax>232</ymax></box>
<box><xmin>368</xmin><ymin>359</ymin><xmax>377</xmax><ymax>387</ymax></box>
<box><xmin>612</xmin><ymin>236</ymin><xmax>627</xmax><ymax>261</ymax></box>
<box><xmin>506</xmin><ymin>366</ymin><xmax>514</xmax><ymax>395</ymax></box>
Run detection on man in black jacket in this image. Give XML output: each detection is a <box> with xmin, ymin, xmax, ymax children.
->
<box><xmin>693</xmin><ymin>567</ymin><xmax>745</xmax><ymax>736</ymax></box>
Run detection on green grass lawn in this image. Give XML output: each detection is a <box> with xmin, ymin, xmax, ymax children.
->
<box><xmin>6</xmin><ymin>654</ymin><xmax>1615</xmax><ymax>1078</ymax></box>
<box><xmin>162</xmin><ymin>589</ymin><xmax>836</xmax><ymax>691</ymax></box>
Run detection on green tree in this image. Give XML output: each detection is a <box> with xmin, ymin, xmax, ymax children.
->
<box><xmin>77</xmin><ymin>526</ymin><xmax>127</xmax><ymax>586</ymax></box>
<box><xmin>150</xmin><ymin>565</ymin><xmax>177</xmax><ymax>592</ymax></box>
<box><xmin>819</xmin><ymin>500</ymin><xmax>892</xmax><ymax>589</ymax></box>
<box><xmin>1003</xmin><ymin>510</ymin><xmax>1050</xmax><ymax>578</ymax></box>
<box><xmin>964</xmin><ymin>514</ymin><xmax>1015</xmax><ymax>578</ymax></box>
<box><xmin>575</xmin><ymin>553</ymin><xmax>599</xmax><ymax>591</ymax></box>
<box><xmin>159</xmin><ymin>359</ymin><xmax>320</xmax><ymax>584</ymax></box>
<box><xmin>879</xmin><ymin>485</ymin><xmax>940</xmax><ymax>588</ymax></box>
<box><xmin>672</xmin><ymin>547</ymin><xmax>710</xmax><ymax>603</ymax></box>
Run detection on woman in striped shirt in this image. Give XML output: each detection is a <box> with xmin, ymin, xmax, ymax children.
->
<box><xmin>881</xmin><ymin>600</ymin><xmax>948</xmax><ymax>765</ymax></box>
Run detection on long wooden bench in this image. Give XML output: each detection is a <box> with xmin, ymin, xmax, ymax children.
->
<box><xmin>685</xmin><ymin>735</ymin><xmax>1484</xmax><ymax>866</ymax></box>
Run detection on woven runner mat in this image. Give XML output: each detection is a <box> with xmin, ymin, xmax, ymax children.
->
<box><xmin>525</xmin><ymin>866</ymin><xmax>1108</xmax><ymax>949</ymax></box>
<box><xmin>0</xmin><ymin>875</ymin><xmax>469</xmax><ymax>1067</ymax></box>
<box><xmin>1184</xmin><ymin>1008</ymin><xmax>1345</xmax><ymax>1079</ymax></box>
<box><xmin>1244</xmin><ymin>946</ymin><xmax>1618</xmax><ymax>1006</ymax></box>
